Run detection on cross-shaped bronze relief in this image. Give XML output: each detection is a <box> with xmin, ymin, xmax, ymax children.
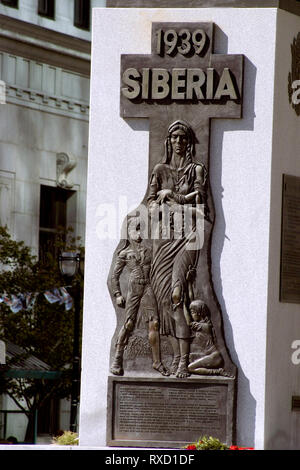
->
<box><xmin>109</xmin><ymin>22</ymin><xmax>243</xmax><ymax>379</ymax></box>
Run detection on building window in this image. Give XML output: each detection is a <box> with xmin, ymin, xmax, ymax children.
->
<box><xmin>74</xmin><ymin>0</ymin><xmax>90</xmax><ymax>31</ymax></box>
<box><xmin>0</xmin><ymin>0</ymin><xmax>18</xmax><ymax>8</ymax></box>
<box><xmin>39</xmin><ymin>186</ymin><xmax>74</xmax><ymax>263</ymax></box>
<box><xmin>38</xmin><ymin>0</ymin><xmax>55</xmax><ymax>19</ymax></box>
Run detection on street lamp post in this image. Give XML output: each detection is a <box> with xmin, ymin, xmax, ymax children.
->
<box><xmin>59</xmin><ymin>252</ymin><xmax>82</xmax><ymax>433</ymax></box>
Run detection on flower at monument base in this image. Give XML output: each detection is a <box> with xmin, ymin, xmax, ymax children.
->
<box><xmin>184</xmin><ymin>436</ymin><xmax>228</xmax><ymax>450</ymax></box>
<box><xmin>229</xmin><ymin>445</ymin><xmax>254</xmax><ymax>450</ymax></box>
<box><xmin>184</xmin><ymin>436</ymin><xmax>255</xmax><ymax>451</ymax></box>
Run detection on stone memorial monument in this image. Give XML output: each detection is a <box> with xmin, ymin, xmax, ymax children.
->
<box><xmin>80</xmin><ymin>1</ymin><xmax>300</xmax><ymax>450</ymax></box>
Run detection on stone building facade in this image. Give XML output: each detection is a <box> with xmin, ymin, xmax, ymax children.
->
<box><xmin>0</xmin><ymin>0</ymin><xmax>105</xmax><ymax>442</ymax></box>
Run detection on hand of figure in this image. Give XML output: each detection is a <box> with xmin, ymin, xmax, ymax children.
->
<box><xmin>116</xmin><ymin>295</ymin><xmax>125</xmax><ymax>308</ymax></box>
<box><xmin>157</xmin><ymin>189</ymin><xmax>173</xmax><ymax>203</ymax></box>
<box><xmin>190</xmin><ymin>321</ymin><xmax>202</xmax><ymax>332</ymax></box>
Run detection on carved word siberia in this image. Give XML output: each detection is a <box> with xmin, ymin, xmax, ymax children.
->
<box><xmin>122</xmin><ymin>67</ymin><xmax>238</xmax><ymax>101</ymax></box>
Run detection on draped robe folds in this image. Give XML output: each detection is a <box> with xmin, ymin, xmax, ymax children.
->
<box><xmin>147</xmin><ymin>160</ymin><xmax>207</xmax><ymax>339</ymax></box>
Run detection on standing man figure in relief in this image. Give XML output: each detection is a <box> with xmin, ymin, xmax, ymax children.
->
<box><xmin>110</xmin><ymin>217</ymin><xmax>169</xmax><ymax>377</ymax></box>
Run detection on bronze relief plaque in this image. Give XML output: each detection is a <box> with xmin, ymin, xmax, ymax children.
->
<box><xmin>106</xmin><ymin>22</ymin><xmax>244</xmax><ymax>447</ymax></box>
<box><xmin>280</xmin><ymin>174</ymin><xmax>300</xmax><ymax>303</ymax></box>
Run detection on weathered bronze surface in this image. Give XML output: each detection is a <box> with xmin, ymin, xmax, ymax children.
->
<box><xmin>107</xmin><ymin>376</ymin><xmax>235</xmax><ymax>447</ymax></box>
<box><xmin>280</xmin><ymin>174</ymin><xmax>300</xmax><ymax>304</ymax></box>
<box><xmin>107</xmin><ymin>21</ymin><xmax>243</xmax><ymax>447</ymax></box>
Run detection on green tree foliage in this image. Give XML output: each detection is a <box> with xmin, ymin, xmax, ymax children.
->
<box><xmin>0</xmin><ymin>226</ymin><xmax>84</xmax><ymax>442</ymax></box>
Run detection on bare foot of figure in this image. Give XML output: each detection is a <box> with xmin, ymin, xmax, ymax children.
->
<box><xmin>170</xmin><ymin>355</ymin><xmax>181</xmax><ymax>375</ymax></box>
<box><xmin>153</xmin><ymin>362</ymin><xmax>170</xmax><ymax>376</ymax></box>
<box><xmin>110</xmin><ymin>357</ymin><xmax>124</xmax><ymax>376</ymax></box>
<box><xmin>218</xmin><ymin>368</ymin><xmax>235</xmax><ymax>378</ymax></box>
<box><xmin>187</xmin><ymin>366</ymin><xmax>235</xmax><ymax>378</ymax></box>
<box><xmin>175</xmin><ymin>354</ymin><xmax>190</xmax><ymax>378</ymax></box>
<box><xmin>110</xmin><ymin>365</ymin><xmax>124</xmax><ymax>376</ymax></box>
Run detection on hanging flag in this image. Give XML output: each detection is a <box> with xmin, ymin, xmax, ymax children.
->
<box><xmin>2</xmin><ymin>294</ymin><xmax>23</xmax><ymax>313</ymax></box>
<box><xmin>0</xmin><ymin>286</ymin><xmax>74</xmax><ymax>313</ymax></box>
<box><xmin>44</xmin><ymin>287</ymin><xmax>73</xmax><ymax>311</ymax></box>
<box><xmin>59</xmin><ymin>287</ymin><xmax>73</xmax><ymax>311</ymax></box>
<box><xmin>44</xmin><ymin>288</ymin><xmax>62</xmax><ymax>305</ymax></box>
<box><xmin>25</xmin><ymin>292</ymin><xmax>38</xmax><ymax>311</ymax></box>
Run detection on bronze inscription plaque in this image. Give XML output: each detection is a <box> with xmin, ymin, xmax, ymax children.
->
<box><xmin>280</xmin><ymin>174</ymin><xmax>300</xmax><ymax>303</ymax></box>
<box><xmin>107</xmin><ymin>377</ymin><xmax>234</xmax><ymax>447</ymax></box>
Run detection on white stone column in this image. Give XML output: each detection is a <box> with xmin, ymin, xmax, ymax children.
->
<box><xmin>80</xmin><ymin>6</ymin><xmax>296</xmax><ymax>449</ymax></box>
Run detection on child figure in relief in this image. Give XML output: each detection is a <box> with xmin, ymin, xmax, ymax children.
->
<box><xmin>188</xmin><ymin>299</ymin><xmax>229</xmax><ymax>376</ymax></box>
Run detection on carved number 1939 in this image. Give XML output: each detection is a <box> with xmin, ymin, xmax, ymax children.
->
<box><xmin>156</xmin><ymin>28</ymin><xmax>207</xmax><ymax>57</ymax></box>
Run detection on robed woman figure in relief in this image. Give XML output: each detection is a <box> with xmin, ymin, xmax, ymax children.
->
<box><xmin>147</xmin><ymin>120</ymin><xmax>208</xmax><ymax>378</ymax></box>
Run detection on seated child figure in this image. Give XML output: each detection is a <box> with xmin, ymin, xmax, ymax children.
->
<box><xmin>188</xmin><ymin>299</ymin><xmax>228</xmax><ymax>376</ymax></box>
